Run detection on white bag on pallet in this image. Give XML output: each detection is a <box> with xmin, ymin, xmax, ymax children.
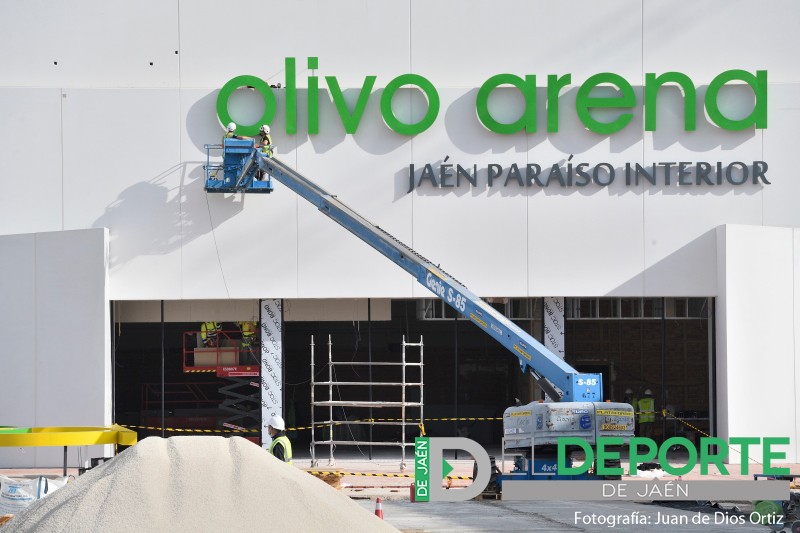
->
<box><xmin>0</xmin><ymin>475</ymin><xmax>68</xmax><ymax>515</ymax></box>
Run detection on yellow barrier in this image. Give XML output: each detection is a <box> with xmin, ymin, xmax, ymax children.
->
<box><xmin>0</xmin><ymin>425</ymin><xmax>137</xmax><ymax>476</ymax></box>
<box><xmin>0</xmin><ymin>425</ymin><xmax>137</xmax><ymax>447</ymax></box>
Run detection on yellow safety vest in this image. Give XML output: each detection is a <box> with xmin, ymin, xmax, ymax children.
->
<box><xmin>269</xmin><ymin>435</ymin><xmax>293</xmax><ymax>464</ymax></box>
<box><xmin>241</xmin><ymin>322</ymin><xmax>257</xmax><ymax>347</ymax></box>
<box><xmin>259</xmin><ymin>133</ymin><xmax>273</xmax><ymax>156</ymax></box>
<box><xmin>201</xmin><ymin>322</ymin><xmax>220</xmax><ymax>341</ymax></box>
<box><xmin>242</xmin><ymin>321</ymin><xmax>256</xmax><ymax>336</ymax></box>
<box><xmin>638</xmin><ymin>397</ymin><xmax>655</xmax><ymax>423</ymax></box>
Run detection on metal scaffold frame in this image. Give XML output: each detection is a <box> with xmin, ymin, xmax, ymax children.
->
<box><xmin>310</xmin><ymin>334</ymin><xmax>424</xmax><ymax>470</ymax></box>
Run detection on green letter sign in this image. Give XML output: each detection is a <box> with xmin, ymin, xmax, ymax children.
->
<box><xmin>576</xmin><ymin>73</ymin><xmax>636</xmax><ymax>134</ymax></box>
<box><xmin>476</xmin><ymin>73</ymin><xmax>537</xmax><ymax>134</ymax></box>
<box><xmin>216</xmin><ymin>75</ymin><xmax>277</xmax><ymax>137</ymax></box>
<box><xmin>380</xmin><ymin>74</ymin><xmax>440</xmax><ymax>135</ymax></box>
<box><xmin>705</xmin><ymin>69</ymin><xmax>767</xmax><ymax>131</ymax></box>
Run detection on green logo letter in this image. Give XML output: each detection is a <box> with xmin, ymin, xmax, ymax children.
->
<box><xmin>216</xmin><ymin>75</ymin><xmax>277</xmax><ymax>137</ymax></box>
<box><xmin>576</xmin><ymin>72</ymin><xmax>636</xmax><ymax>134</ymax></box>
<box><xmin>476</xmin><ymin>73</ymin><xmax>537</xmax><ymax>134</ymax></box>
<box><xmin>705</xmin><ymin>69</ymin><xmax>767</xmax><ymax>130</ymax></box>
<box><xmin>380</xmin><ymin>74</ymin><xmax>440</xmax><ymax>135</ymax></box>
<box><xmin>645</xmin><ymin>72</ymin><xmax>697</xmax><ymax>131</ymax></box>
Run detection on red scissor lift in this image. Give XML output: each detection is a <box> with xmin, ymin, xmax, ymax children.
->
<box><xmin>182</xmin><ymin>330</ymin><xmax>261</xmax><ymax>439</ymax></box>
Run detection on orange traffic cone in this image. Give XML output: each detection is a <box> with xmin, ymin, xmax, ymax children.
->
<box><xmin>374</xmin><ymin>497</ymin><xmax>384</xmax><ymax>520</ymax></box>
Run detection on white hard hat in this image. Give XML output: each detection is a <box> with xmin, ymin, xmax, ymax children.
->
<box><xmin>624</xmin><ymin>389</ymin><xmax>633</xmax><ymax>395</ymax></box>
<box><xmin>227</xmin><ymin>122</ymin><xmax>236</xmax><ymax>132</ymax></box>
<box><xmin>644</xmin><ymin>389</ymin><xmax>653</xmax><ymax>395</ymax></box>
<box><xmin>260</xmin><ymin>124</ymin><xmax>270</xmax><ymax>134</ymax></box>
<box><xmin>267</xmin><ymin>415</ymin><xmax>285</xmax><ymax>431</ymax></box>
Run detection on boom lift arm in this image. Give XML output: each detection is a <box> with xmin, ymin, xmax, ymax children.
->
<box><xmin>207</xmin><ymin>139</ymin><xmax>603</xmax><ymax>402</ymax></box>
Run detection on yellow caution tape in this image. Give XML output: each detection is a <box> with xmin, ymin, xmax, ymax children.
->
<box><xmin>0</xmin><ymin>425</ymin><xmax>137</xmax><ymax>447</ymax></box>
<box><xmin>660</xmin><ymin>410</ymin><xmax>708</xmax><ymax>436</ymax></box>
<box><xmin>123</xmin><ymin>425</ymin><xmax>259</xmax><ymax>434</ymax></box>
<box><xmin>122</xmin><ymin>416</ymin><xmax>503</xmax><ymax>435</ymax></box>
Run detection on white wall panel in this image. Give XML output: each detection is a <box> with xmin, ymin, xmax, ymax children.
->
<box><xmin>642</xmin><ymin>87</ymin><xmax>765</xmax><ymax>296</ymax></box>
<box><xmin>409</xmin><ymin>89</ymin><xmax>529</xmax><ymax>298</ymax></box>
<box><xmin>0</xmin><ymin>0</ymin><xmax>179</xmax><ymax>88</ymax></box>
<box><xmin>0</xmin><ymin>0</ymin><xmax>797</xmax><ymax>304</ymax></box>
<box><xmin>179</xmin><ymin>0</ymin><xmax>410</xmax><ymax>89</ymax></box>
<box><xmin>0</xmin><ymin>235</ymin><xmax>37</xmax><ymax>466</ymax></box>
<box><xmin>179</xmin><ymin>89</ymin><xmax>301</xmax><ymax>299</ymax></box>
<box><xmin>60</xmin><ymin>90</ymin><xmax>183</xmax><ymax>300</ymax></box>
<box><xmin>715</xmin><ymin>225</ymin><xmax>797</xmax><ymax>462</ymax></box>
<box><xmin>527</xmin><ymin>89</ymin><xmax>646</xmax><ymax>296</ymax></box>
<box><xmin>0</xmin><ymin>89</ymin><xmax>63</xmax><ymax>234</ymax></box>
<box><xmin>795</xmin><ymin>228</ymin><xmax>800</xmax><ymax>464</ymax></box>
<box><xmin>295</xmin><ymin>88</ymin><xmax>414</xmax><ymax>298</ymax></box>
<box><xmin>643</xmin><ymin>0</ymin><xmax>800</xmax><ymax>84</ymax></box>
<box><xmin>412</xmin><ymin>0</ymin><xmax>643</xmax><ymax>86</ymax></box>
<box><xmin>0</xmin><ymin>229</ymin><xmax>109</xmax><ymax>467</ymax></box>
<box><xmin>763</xmin><ymin>85</ymin><xmax>800</xmax><ymax>228</ymax></box>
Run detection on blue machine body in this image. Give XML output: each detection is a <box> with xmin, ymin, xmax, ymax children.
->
<box><xmin>204</xmin><ymin>139</ymin><xmax>273</xmax><ymax>194</ymax></box>
<box><xmin>209</xmin><ymin>145</ymin><xmax>603</xmax><ymax>402</ymax></box>
<box><xmin>497</xmin><ymin>457</ymin><xmax>591</xmax><ymax>485</ymax></box>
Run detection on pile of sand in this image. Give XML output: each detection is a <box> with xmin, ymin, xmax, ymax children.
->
<box><xmin>5</xmin><ymin>436</ymin><xmax>397</xmax><ymax>533</ymax></box>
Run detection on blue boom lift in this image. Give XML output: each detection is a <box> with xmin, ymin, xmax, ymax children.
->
<box><xmin>205</xmin><ymin>138</ymin><xmax>635</xmax><ymax>483</ymax></box>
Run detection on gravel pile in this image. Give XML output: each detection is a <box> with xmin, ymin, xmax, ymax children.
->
<box><xmin>5</xmin><ymin>436</ymin><xmax>397</xmax><ymax>533</ymax></box>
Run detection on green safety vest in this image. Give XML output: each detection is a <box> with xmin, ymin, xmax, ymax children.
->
<box><xmin>638</xmin><ymin>397</ymin><xmax>655</xmax><ymax>423</ymax></box>
<box><xmin>269</xmin><ymin>435</ymin><xmax>293</xmax><ymax>464</ymax></box>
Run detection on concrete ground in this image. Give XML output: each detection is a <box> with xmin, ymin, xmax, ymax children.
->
<box><xmin>301</xmin><ymin>448</ymin><xmax>800</xmax><ymax>532</ymax></box>
<box><xmin>354</xmin><ymin>499</ymin><xmax>778</xmax><ymax>532</ymax></box>
<box><xmin>3</xmin><ymin>446</ymin><xmax>799</xmax><ymax>532</ymax></box>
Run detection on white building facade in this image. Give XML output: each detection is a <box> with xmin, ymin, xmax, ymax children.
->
<box><xmin>1</xmin><ymin>0</ymin><xmax>798</xmax><ymax>466</ymax></box>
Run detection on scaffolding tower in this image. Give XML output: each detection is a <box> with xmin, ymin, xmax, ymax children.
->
<box><xmin>310</xmin><ymin>335</ymin><xmax>424</xmax><ymax>470</ymax></box>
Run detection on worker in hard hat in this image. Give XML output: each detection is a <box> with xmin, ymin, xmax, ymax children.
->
<box><xmin>238</xmin><ymin>321</ymin><xmax>259</xmax><ymax>363</ymax></box>
<box><xmin>267</xmin><ymin>415</ymin><xmax>293</xmax><ymax>464</ymax></box>
<box><xmin>222</xmin><ymin>122</ymin><xmax>240</xmax><ymax>143</ymax></box>
<box><xmin>253</xmin><ymin>124</ymin><xmax>274</xmax><ymax>181</ymax></box>
<box><xmin>257</xmin><ymin>124</ymin><xmax>273</xmax><ymax>157</ymax></box>
<box><xmin>200</xmin><ymin>321</ymin><xmax>222</xmax><ymax>348</ymax></box>
<box><xmin>623</xmin><ymin>388</ymin><xmax>634</xmax><ymax>404</ymax></box>
<box><xmin>637</xmin><ymin>389</ymin><xmax>656</xmax><ymax>440</ymax></box>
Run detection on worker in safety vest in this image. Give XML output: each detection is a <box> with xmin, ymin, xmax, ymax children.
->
<box><xmin>222</xmin><ymin>122</ymin><xmax>239</xmax><ymax>143</ymax></box>
<box><xmin>239</xmin><ymin>321</ymin><xmax>257</xmax><ymax>347</ymax></box>
<box><xmin>637</xmin><ymin>389</ymin><xmax>656</xmax><ymax>439</ymax></box>
<box><xmin>255</xmin><ymin>124</ymin><xmax>274</xmax><ymax>181</ymax></box>
<box><xmin>257</xmin><ymin>124</ymin><xmax>273</xmax><ymax>157</ymax></box>
<box><xmin>238</xmin><ymin>321</ymin><xmax>258</xmax><ymax>363</ymax></box>
<box><xmin>200</xmin><ymin>321</ymin><xmax>221</xmax><ymax>348</ymax></box>
<box><xmin>267</xmin><ymin>415</ymin><xmax>293</xmax><ymax>464</ymax></box>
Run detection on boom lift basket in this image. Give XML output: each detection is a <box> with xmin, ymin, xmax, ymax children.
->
<box><xmin>204</xmin><ymin>139</ymin><xmax>273</xmax><ymax>194</ymax></box>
